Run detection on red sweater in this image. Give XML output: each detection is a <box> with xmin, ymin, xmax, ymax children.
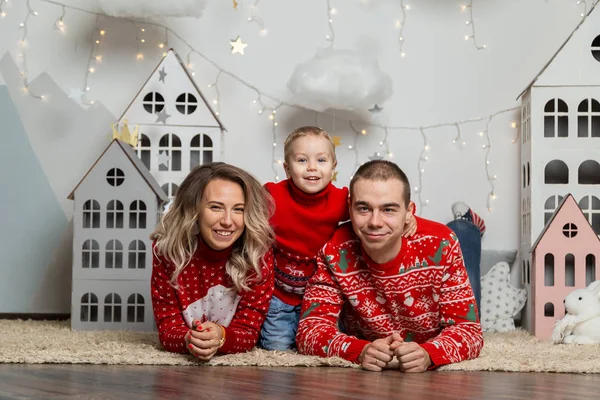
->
<box><xmin>297</xmin><ymin>219</ymin><xmax>483</xmax><ymax>368</ymax></box>
<box><xmin>265</xmin><ymin>180</ymin><xmax>349</xmax><ymax>305</ymax></box>
<box><xmin>151</xmin><ymin>240</ymin><xmax>274</xmax><ymax>354</ymax></box>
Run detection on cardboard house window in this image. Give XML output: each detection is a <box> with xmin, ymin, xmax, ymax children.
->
<box><xmin>577</xmin><ymin>99</ymin><xmax>600</xmax><ymax>137</ymax></box>
<box><xmin>527</xmin><ymin>163</ymin><xmax>530</xmax><ymax>186</ymax></box>
<box><xmin>526</xmin><ymin>260</ymin><xmax>531</xmax><ymax>284</ymax></box>
<box><xmin>544</xmin><ymin>195</ymin><xmax>564</xmax><ymax>225</ymax></box>
<box><xmin>82</xmin><ymin>239</ymin><xmax>100</xmax><ymax>269</ymax></box>
<box><xmin>127</xmin><ymin>293</ymin><xmax>145</xmax><ymax>323</ymax></box>
<box><xmin>106</xmin><ymin>168</ymin><xmax>125</xmax><ymax>187</ymax></box>
<box><xmin>544</xmin><ymin>302</ymin><xmax>554</xmax><ymax>317</ymax></box>
<box><xmin>81</xmin><ymin>293</ymin><xmax>99</xmax><ymax>322</ymax></box>
<box><xmin>592</xmin><ymin>35</ymin><xmax>600</xmax><ymax>62</ymax></box>
<box><xmin>545</xmin><ymin>253</ymin><xmax>555</xmax><ymax>286</ymax></box>
<box><xmin>176</xmin><ymin>93</ymin><xmax>198</xmax><ymax>114</ymax></box>
<box><xmin>83</xmin><ymin>200</ymin><xmax>101</xmax><ymax>228</ymax></box>
<box><xmin>159</xmin><ymin>134</ymin><xmax>182</xmax><ymax>172</ymax></box>
<box><xmin>162</xmin><ymin>183</ymin><xmax>179</xmax><ymax>199</ymax></box>
<box><xmin>142</xmin><ymin>92</ymin><xmax>165</xmax><ymax>114</ymax></box>
<box><xmin>522</xmin><ymin>260</ymin><xmax>526</xmax><ymax>284</ymax></box>
<box><xmin>128</xmin><ymin>240</ymin><xmax>146</xmax><ymax>269</ymax></box>
<box><xmin>107</xmin><ymin>200</ymin><xmax>124</xmax><ymax>228</ymax></box>
<box><xmin>137</xmin><ymin>134</ymin><xmax>152</xmax><ymax>170</ymax></box>
<box><xmin>190</xmin><ymin>134</ymin><xmax>214</xmax><ymax>169</ymax></box>
<box><xmin>578</xmin><ymin>195</ymin><xmax>600</xmax><ymax>234</ymax></box>
<box><xmin>544</xmin><ymin>160</ymin><xmax>569</xmax><ymax>184</ymax></box>
<box><xmin>562</xmin><ymin>223</ymin><xmax>578</xmax><ymax>238</ymax></box>
<box><xmin>106</xmin><ymin>239</ymin><xmax>124</xmax><ymax>269</ymax></box>
<box><xmin>587</xmin><ymin>254</ymin><xmax>597</xmax><ymax>286</ymax></box>
<box><xmin>129</xmin><ymin>200</ymin><xmax>147</xmax><ymax>229</ymax></box>
<box><xmin>544</xmin><ymin>99</ymin><xmax>568</xmax><ymax>138</ymax></box>
<box><xmin>565</xmin><ymin>254</ymin><xmax>575</xmax><ymax>286</ymax></box>
<box><xmin>104</xmin><ymin>293</ymin><xmax>122</xmax><ymax>323</ymax></box>
<box><xmin>578</xmin><ymin>160</ymin><xmax>600</xmax><ymax>184</ymax></box>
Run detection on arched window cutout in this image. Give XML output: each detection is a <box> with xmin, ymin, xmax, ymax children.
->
<box><xmin>81</xmin><ymin>293</ymin><xmax>98</xmax><ymax>322</ymax></box>
<box><xmin>526</xmin><ymin>261</ymin><xmax>531</xmax><ymax>284</ymax></box>
<box><xmin>527</xmin><ymin>162</ymin><xmax>531</xmax><ymax>186</ymax></box>
<box><xmin>522</xmin><ymin>260</ymin><xmax>526</xmax><ymax>284</ymax></box>
<box><xmin>82</xmin><ymin>239</ymin><xmax>100</xmax><ymax>269</ymax></box>
<box><xmin>107</xmin><ymin>200</ymin><xmax>124</xmax><ymax>229</ymax></box>
<box><xmin>578</xmin><ymin>195</ymin><xmax>600</xmax><ymax>235</ymax></box>
<box><xmin>592</xmin><ymin>35</ymin><xmax>600</xmax><ymax>62</ymax></box>
<box><xmin>522</xmin><ymin>165</ymin><xmax>526</xmax><ymax>188</ymax></box>
<box><xmin>544</xmin><ymin>302</ymin><xmax>554</xmax><ymax>317</ymax></box>
<box><xmin>129</xmin><ymin>201</ymin><xmax>147</xmax><ymax>229</ymax></box>
<box><xmin>142</xmin><ymin>92</ymin><xmax>165</xmax><ymax>114</ymax></box>
<box><xmin>158</xmin><ymin>134</ymin><xmax>182</xmax><ymax>172</ymax></box>
<box><xmin>190</xmin><ymin>134</ymin><xmax>214</xmax><ymax>170</ymax></box>
<box><xmin>586</xmin><ymin>254</ymin><xmax>597</xmax><ymax>287</ymax></box>
<box><xmin>104</xmin><ymin>293</ymin><xmax>122</xmax><ymax>322</ymax></box>
<box><xmin>544</xmin><ymin>195</ymin><xmax>564</xmax><ymax>225</ymax></box>
<box><xmin>577</xmin><ymin>99</ymin><xmax>600</xmax><ymax>138</ymax></box>
<box><xmin>565</xmin><ymin>254</ymin><xmax>575</xmax><ymax>286</ymax></box>
<box><xmin>544</xmin><ymin>160</ymin><xmax>569</xmax><ymax>184</ymax></box>
<box><xmin>578</xmin><ymin>160</ymin><xmax>600</xmax><ymax>184</ymax></box>
<box><xmin>83</xmin><ymin>200</ymin><xmax>101</xmax><ymax>228</ymax></box>
<box><xmin>161</xmin><ymin>183</ymin><xmax>179</xmax><ymax>199</ymax></box>
<box><xmin>136</xmin><ymin>134</ymin><xmax>151</xmax><ymax>170</ymax></box>
<box><xmin>127</xmin><ymin>294</ymin><xmax>145</xmax><ymax>323</ymax></box>
<box><xmin>544</xmin><ymin>254</ymin><xmax>554</xmax><ymax>286</ymax></box>
<box><xmin>544</xmin><ymin>99</ymin><xmax>568</xmax><ymax>138</ymax></box>
<box><xmin>128</xmin><ymin>240</ymin><xmax>146</xmax><ymax>269</ymax></box>
<box><xmin>106</xmin><ymin>240</ymin><xmax>123</xmax><ymax>269</ymax></box>
<box><xmin>176</xmin><ymin>93</ymin><xmax>198</xmax><ymax>114</ymax></box>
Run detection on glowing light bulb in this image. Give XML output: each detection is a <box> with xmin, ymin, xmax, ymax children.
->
<box><xmin>100</xmin><ymin>30</ymin><xmax>105</xmax><ymax>36</ymax></box>
<box><xmin>136</xmin><ymin>53</ymin><xmax>144</xmax><ymax>60</ymax></box>
<box><xmin>361</xmin><ymin>129</ymin><xmax>367</xmax><ymax>135</ymax></box>
<box><xmin>89</xmin><ymin>67</ymin><xmax>95</xmax><ymax>73</ymax></box>
<box><xmin>158</xmin><ymin>43</ymin><xmax>164</xmax><ymax>49</ymax></box>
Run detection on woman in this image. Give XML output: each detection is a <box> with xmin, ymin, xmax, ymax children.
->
<box><xmin>151</xmin><ymin>163</ymin><xmax>275</xmax><ymax>361</ymax></box>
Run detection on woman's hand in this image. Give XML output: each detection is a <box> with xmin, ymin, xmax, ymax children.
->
<box><xmin>184</xmin><ymin>320</ymin><xmax>224</xmax><ymax>361</ymax></box>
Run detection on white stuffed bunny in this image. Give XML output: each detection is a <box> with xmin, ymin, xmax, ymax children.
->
<box><xmin>551</xmin><ymin>280</ymin><xmax>600</xmax><ymax>344</ymax></box>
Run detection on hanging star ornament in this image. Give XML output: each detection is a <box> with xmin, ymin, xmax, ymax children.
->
<box><xmin>230</xmin><ymin>36</ymin><xmax>248</xmax><ymax>55</ymax></box>
<box><xmin>155</xmin><ymin>108</ymin><xmax>171</xmax><ymax>124</ymax></box>
<box><xmin>368</xmin><ymin>152</ymin><xmax>384</xmax><ymax>161</ymax></box>
<box><xmin>332</xmin><ymin>136</ymin><xmax>342</xmax><ymax>147</ymax></box>
<box><xmin>332</xmin><ymin>171</ymin><xmax>339</xmax><ymax>182</ymax></box>
<box><xmin>233</xmin><ymin>0</ymin><xmax>238</xmax><ymax>10</ymax></box>
<box><xmin>369</xmin><ymin>104</ymin><xmax>383</xmax><ymax>115</ymax></box>
<box><xmin>158</xmin><ymin>67</ymin><xmax>167</xmax><ymax>83</ymax></box>
<box><xmin>157</xmin><ymin>151</ymin><xmax>171</xmax><ymax>167</ymax></box>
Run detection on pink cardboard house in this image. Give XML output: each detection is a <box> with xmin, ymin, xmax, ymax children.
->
<box><xmin>529</xmin><ymin>194</ymin><xmax>600</xmax><ymax>339</ymax></box>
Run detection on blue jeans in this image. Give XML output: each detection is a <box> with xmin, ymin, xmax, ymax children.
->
<box><xmin>447</xmin><ymin>218</ymin><xmax>481</xmax><ymax>313</ymax></box>
<box><xmin>258</xmin><ymin>296</ymin><xmax>301</xmax><ymax>350</ymax></box>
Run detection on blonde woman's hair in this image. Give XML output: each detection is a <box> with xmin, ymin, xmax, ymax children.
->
<box><xmin>283</xmin><ymin>126</ymin><xmax>337</xmax><ymax>165</ymax></box>
<box><xmin>151</xmin><ymin>163</ymin><xmax>275</xmax><ymax>292</ymax></box>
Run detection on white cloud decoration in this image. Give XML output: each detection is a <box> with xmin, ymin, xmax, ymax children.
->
<box><xmin>287</xmin><ymin>48</ymin><xmax>393</xmax><ymax>112</ymax></box>
<box><xmin>95</xmin><ymin>0</ymin><xmax>207</xmax><ymax>19</ymax></box>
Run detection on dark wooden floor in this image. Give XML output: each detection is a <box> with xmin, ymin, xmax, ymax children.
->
<box><xmin>0</xmin><ymin>365</ymin><xmax>598</xmax><ymax>399</ymax></box>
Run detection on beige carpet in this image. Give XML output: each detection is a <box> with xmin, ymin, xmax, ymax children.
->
<box><xmin>1</xmin><ymin>320</ymin><xmax>599</xmax><ymax>373</ymax></box>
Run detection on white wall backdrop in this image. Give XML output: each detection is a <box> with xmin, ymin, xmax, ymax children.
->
<box><xmin>0</xmin><ymin>0</ymin><xmax>589</xmax><ymax>313</ymax></box>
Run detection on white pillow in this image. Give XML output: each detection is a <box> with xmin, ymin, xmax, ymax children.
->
<box><xmin>480</xmin><ymin>262</ymin><xmax>527</xmax><ymax>332</ymax></box>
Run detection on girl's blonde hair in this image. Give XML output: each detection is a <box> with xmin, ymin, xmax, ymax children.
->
<box><xmin>283</xmin><ymin>126</ymin><xmax>337</xmax><ymax>165</ymax></box>
<box><xmin>151</xmin><ymin>162</ymin><xmax>275</xmax><ymax>292</ymax></box>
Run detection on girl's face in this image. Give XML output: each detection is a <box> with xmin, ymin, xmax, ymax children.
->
<box><xmin>197</xmin><ymin>179</ymin><xmax>246</xmax><ymax>251</ymax></box>
<box><xmin>284</xmin><ymin>135</ymin><xmax>336</xmax><ymax>194</ymax></box>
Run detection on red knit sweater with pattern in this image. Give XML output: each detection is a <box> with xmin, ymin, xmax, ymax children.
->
<box><xmin>151</xmin><ymin>240</ymin><xmax>274</xmax><ymax>354</ymax></box>
<box><xmin>296</xmin><ymin>219</ymin><xmax>483</xmax><ymax>367</ymax></box>
<box><xmin>265</xmin><ymin>179</ymin><xmax>349</xmax><ymax>305</ymax></box>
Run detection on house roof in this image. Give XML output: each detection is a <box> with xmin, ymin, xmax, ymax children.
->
<box><xmin>117</xmin><ymin>48</ymin><xmax>226</xmax><ymax>131</ymax></box>
<box><xmin>517</xmin><ymin>2</ymin><xmax>599</xmax><ymax>100</ymax></box>
<box><xmin>530</xmin><ymin>193</ymin><xmax>600</xmax><ymax>252</ymax></box>
<box><xmin>67</xmin><ymin>139</ymin><xmax>168</xmax><ymax>202</ymax></box>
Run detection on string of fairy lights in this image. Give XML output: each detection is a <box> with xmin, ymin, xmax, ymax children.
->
<box><xmin>397</xmin><ymin>1</ymin><xmax>408</xmax><ymax>57</ymax></box>
<box><xmin>462</xmin><ymin>1</ymin><xmax>486</xmax><ymax>50</ymax></box>
<box><xmin>2</xmin><ymin>0</ymin><xmax>591</xmax><ymax>211</ymax></box>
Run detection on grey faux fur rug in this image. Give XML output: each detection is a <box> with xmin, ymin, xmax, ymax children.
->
<box><xmin>1</xmin><ymin>320</ymin><xmax>599</xmax><ymax>373</ymax></box>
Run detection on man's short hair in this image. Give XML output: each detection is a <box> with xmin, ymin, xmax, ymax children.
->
<box><xmin>349</xmin><ymin>160</ymin><xmax>411</xmax><ymax>207</ymax></box>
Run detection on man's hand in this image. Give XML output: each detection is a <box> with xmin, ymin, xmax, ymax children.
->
<box><xmin>358</xmin><ymin>333</ymin><xmax>403</xmax><ymax>372</ymax></box>
<box><xmin>185</xmin><ymin>320</ymin><xmax>224</xmax><ymax>361</ymax></box>
<box><xmin>391</xmin><ymin>341</ymin><xmax>432</xmax><ymax>373</ymax></box>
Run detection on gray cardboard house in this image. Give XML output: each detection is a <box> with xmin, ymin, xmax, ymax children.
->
<box><xmin>518</xmin><ymin>5</ymin><xmax>600</xmax><ymax>333</ymax></box>
<box><xmin>117</xmin><ymin>48</ymin><xmax>225</xmax><ymax>199</ymax></box>
<box><xmin>68</xmin><ymin>139</ymin><xmax>167</xmax><ymax>330</ymax></box>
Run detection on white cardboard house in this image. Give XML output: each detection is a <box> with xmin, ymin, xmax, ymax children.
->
<box><xmin>68</xmin><ymin>139</ymin><xmax>167</xmax><ymax>330</ymax></box>
<box><xmin>518</xmin><ymin>6</ymin><xmax>600</xmax><ymax>333</ymax></box>
<box><xmin>117</xmin><ymin>49</ymin><xmax>226</xmax><ymax>199</ymax></box>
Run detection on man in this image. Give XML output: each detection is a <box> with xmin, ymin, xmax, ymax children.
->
<box><xmin>296</xmin><ymin>160</ymin><xmax>483</xmax><ymax>372</ymax></box>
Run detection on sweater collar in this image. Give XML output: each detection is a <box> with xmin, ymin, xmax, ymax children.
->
<box><xmin>360</xmin><ymin>237</ymin><xmax>408</xmax><ymax>273</ymax></box>
<box><xmin>287</xmin><ymin>179</ymin><xmax>331</xmax><ymax>205</ymax></box>
<box><xmin>195</xmin><ymin>237</ymin><xmax>235</xmax><ymax>263</ymax></box>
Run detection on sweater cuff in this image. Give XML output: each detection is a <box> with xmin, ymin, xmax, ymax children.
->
<box><xmin>419</xmin><ymin>342</ymin><xmax>445</xmax><ymax>369</ymax></box>
<box><xmin>345</xmin><ymin>339</ymin><xmax>372</xmax><ymax>364</ymax></box>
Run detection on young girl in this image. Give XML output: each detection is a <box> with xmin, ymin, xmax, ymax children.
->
<box><xmin>259</xmin><ymin>126</ymin><xmax>417</xmax><ymax>350</ymax></box>
<box><xmin>151</xmin><ymin>163</ymin><xmax>275</xmax><ymax>361</ymax></box>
